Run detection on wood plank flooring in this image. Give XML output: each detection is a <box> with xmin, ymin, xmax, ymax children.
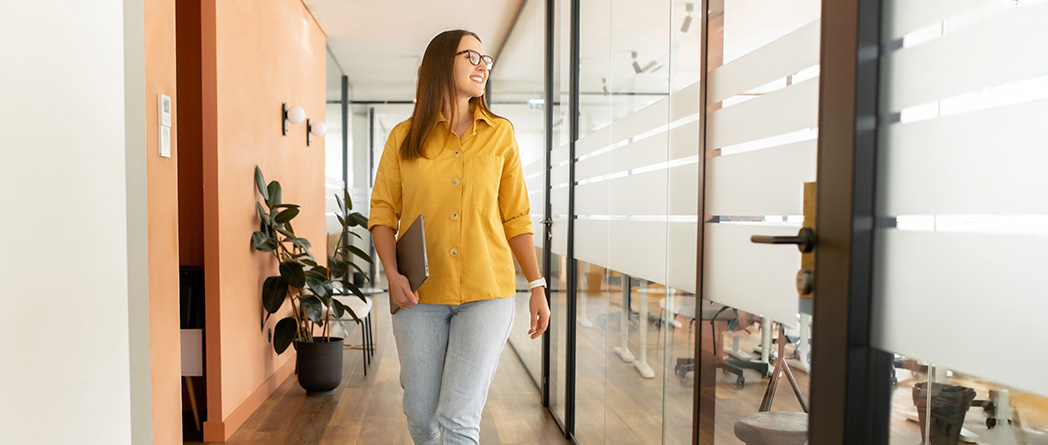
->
<box><xmin>186</xmin><ymin>295</ymin><xmax>568</xmax><ymax>444</ymax></box>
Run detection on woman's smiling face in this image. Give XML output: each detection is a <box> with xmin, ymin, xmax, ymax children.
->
<box><xmin>453</xmin><ymin>35</ymin><xmax>489</xmax><ymax>100</ymax></box>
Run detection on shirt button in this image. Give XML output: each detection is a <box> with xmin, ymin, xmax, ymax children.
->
<box><xmin>451</xmin><ymin>178</ymin><xmax>461</xmax><ymax>187</ymax></box>
<box><xmin>449</xmin><ymin>248</ymin><xmax>459</xmax><ymax>257</ymax></box>
<box><xmin>450</xmin><ymin>212</ymin><xmax>459</xmax><ymax>221</ymax></box>
<box><xmin>453</xmin><ymin>150</ymin><xmax>461</xmax><ymax>158</ymax></box>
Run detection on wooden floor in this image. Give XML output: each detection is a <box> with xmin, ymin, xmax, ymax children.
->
<box><xmin>186</xmin><ymin>294</ymin><xmax>568</xmax><ymax>445</ymax></box>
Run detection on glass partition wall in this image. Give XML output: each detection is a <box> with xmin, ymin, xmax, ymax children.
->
<box><xmin>872</xmin><ymin>1</ymin><xmax>1048</xmax><ymax>443</ymax></box>
<box><xmin>478</xmin><ymin>0</ymin><xmax>1048</xmax><ymax>442</ymax></box>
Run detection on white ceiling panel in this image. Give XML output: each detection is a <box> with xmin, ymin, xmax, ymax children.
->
<box><xmin>305</xmin><ymin>0</ymin><xmax>525</xmax><ymax>101</ymax></box>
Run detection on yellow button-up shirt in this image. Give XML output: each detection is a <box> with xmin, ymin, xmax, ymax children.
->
<box><xmin>368</xmin><ymin>105</ymin><xmax>533</xmax><ymax>305</ymax></box>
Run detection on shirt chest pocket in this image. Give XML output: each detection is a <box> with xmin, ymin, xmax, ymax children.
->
<box><xmin>470</xmin><ymin>155</ymin><xmax>503</xmax><ymax>217</ymax></box>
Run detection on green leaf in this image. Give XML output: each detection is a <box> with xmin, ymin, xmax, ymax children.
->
<box><xmin>298</xmin><ymin>295</ymin><xmax>324</xmax><ymax>323</ymax></box>
<box><xmin>337</xmin><ymin>214</ymin><xmax>347</xmax><ymax>228</ymax></box>
<box><xmin>276</xmin><ymin>227</ymin><xmax>296</xmax><ymax>239</ymax></box>
<box><xmin>274</xmin><ymin>207</ymin><xmax>299</xmax><ymax>224</ymax></box>
<box><xmin>328</xmin><ymin>257</ymin><xmax>348</xmax><ymax>279</ymax></box>
<box><xmin>347</xmin><ymin>230</ymin><xmax>362</xmax><ymax>240</ymax></box>
<box><xmin>342</xmin><ymin>280</ymin><xmax>366</xmax><ymax>302</ymax></box>
<box><xmin>334</xmin><ymin>193</ymin><xmax>345</xmax><ymax>215</ymax></box>
<box><xmin>266</xmin><ymin>181</ymin><xmax>282</xmax><ymax>208</ymax></box>
<box><xmin>256</xmin><ymin>202</ymin><xmax>270</xmax><ymax>225</ymax></box>
<box><xmin>351</xmin><ymin>213</ymin><xmax>369</xmax><ymax>227</ymax></box>
<box><xmin>261</xmin><ymin>276</ymin><xmax>287</xmax><ymax>314</ymax></box>
<box><xmin>344</xmin><ymin>189</ymin><xmax>353</xmax><ymax>211</ymax></box>
<box><xmin>271</xmin><ymin>204</ymin><xmax>300</xmax><ymax>210</ymax></box>
<box><xmin>347</xmin><ymin>260</ymin><xmax>368</xmax><ymax>280</ymax></box>
<box><xmin>255</xmin><ymin>166</ymin><xmax>269</xmax><ymax>201</ymax></box>
<box><xmin>251</xmin><ymin>231</ymin><xmax>272</xmax><ymax>252</ymax></box>
<box><xmin>279</xmin><ymin>261</ymin><xmax>305</xmax><ymax>288</ymax></box>
<box><xmin>300</xmin><ymin>258</ymin><xmax>318</xmax><ymax>268</ymax></box>
<box><xmin>273</xmin><ymin>317</ymin><xmax>297</xmax><ymax>354</ymax></box>
<box><xmin>304</xmin><ymin>271</ymin><xmax>331</xmax><ymax>300</ymax></box>
<box><xmin>331</xmin><ymin>298</ymin><xmax>346</xmax><ymax>319</ymax></box>
<box><xmin>292</xmin><ymin>237</ymin><xmax>312</xmax><ymax>250</ymax></box>
<box><xmin>343</xmin><ymin>245</ymin><xmax>374</xmax><ymax>264</ymax></box>
<box><xmin>285</xmin><ymin>221</ymin><xmax>295</xmax><ymax>234</ymax></box>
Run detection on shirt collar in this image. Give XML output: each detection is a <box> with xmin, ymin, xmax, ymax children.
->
<box><xmin>438</xmin><ymin>102</ymin><xmax>493</xmax><ymax>127</ymax></box>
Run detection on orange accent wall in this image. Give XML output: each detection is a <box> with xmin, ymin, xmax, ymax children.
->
<box><xmin>199</xmin><ymin>0</ymin><xmax>327</xmax><ymax>441</ymax></box>
<box><xmin>145</xmin><ymin>0</ymin><xmax>182</xmax><ymax>443</ymax></box>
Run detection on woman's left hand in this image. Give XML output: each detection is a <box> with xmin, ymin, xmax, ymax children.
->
<box><xmin>528</xmin><ymin>288</ymin><xmax>550</xmax><ymax>339</ymax></box>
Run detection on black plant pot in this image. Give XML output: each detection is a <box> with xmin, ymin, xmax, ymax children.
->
<box><xmin>294</xmin><ymin>337</ymin><xmax>344</xmax><ymax>396</ymax></box>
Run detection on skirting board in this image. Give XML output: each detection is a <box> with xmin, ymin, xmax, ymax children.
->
<box><xmin>202</xmin><ymin>355</ymin><xmax>296</xmax><ymax>441</ymax></box>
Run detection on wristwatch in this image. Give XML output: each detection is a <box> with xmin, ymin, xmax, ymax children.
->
<box><xmin>528</xmin><ymin>278</ymin><xmax>547</xmax><ymax>290</ymax></box>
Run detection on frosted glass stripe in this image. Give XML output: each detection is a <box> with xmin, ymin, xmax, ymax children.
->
<box><xmin>551</xmin><ymin>187</ymin><xmax>568</xmax><ymax>213</ymax></box>
<box><xmin>703</xmin><ymin>223</ymin><xmax>802</xmax><ymax>326</ymax></box>
<box><xmin>575</xmin><ymin>182</ymin><xmax>608</xmax><ymax>216</ymax></box>
<box><xmin>708</xmin><ymin>78</ymin><xmax>818</xmax><ymax>149</ymax></box>
<box><xmin>667</xmin><ymin>164</ymin><xmax>699</xmax><ymax>216</ymax></box>
<box><xmin>879</xmin><ymin>100</ymin><xmax>1048</xmax><ymax>215</ymax></box>
<box><xmin>576</xmin><ymin>156</ymin><xmax>609</xmax><ymax>182</ymax></box>
<box><xmin>553</xmin><ymin>143</ymin><xmax>570</xmax><ymax>164</ymax></box>
<box><xmin>670</xmin><ymin>82</ymin><xmax>701</xmax><ymax>121</ymax></box>
<box><xmin>884</xmin><ymin>0</ymin><xmax>990</xmax><ymax>41</ymax></box>
<box><xmin>666</xmin><ymin>222</ymin><xmax>697</xmax><ymax>294</ymax></box>
<box><xmin>609</xmin><ymin>98</ymin><xmax>669</xmax><ymax>144</ymax></box>
<box><xmin>609</xmin><ymin>221</ymin><xmax>668</xmax><ymax>285</ymax></box>
<box><xmin>523</xmin><ymin>159</ymin><xmax>544</xmax><ymax>177</ymax></box>
<box><xmin>609</xmin><ymin>132</ymin><xmax>669</xmax><ymax>173</ymax></box>
<box><xmin>882</xmin><ymin>4</ymin><xmax>1048</xmax><ymax>113</ymax></box>
<box><xmin>551</xmin><ymin>164</ymin><xmax>569</xmax><ymax>187</ymax></box>
<box><xmin>574</xmin><ymin>219</ymin><xmax>609</xmax><ymax>267</ymax></box>
<box><xmin>709</xmin><ymin>20</ymin><xmax>820</xmax><ymax>104</ymax></box>
<box><xmin>707</xmin><ymin>140</ymin><xmax>816</xmax><ymax>216</ymax></box>
<box><xmin>608</xmin><ymin>170</ymin><xmax>667</xmax><ymax>216</ymax></box>
<box><xmin>551</xmin><ymin>218</ymin><xmax>568</xmax><ymax>256</ymax></box>
<box><xmin>577</xmin><ymin>125</ymin><xmax>612</xmax><ymax>157</ymax></box>
<box><xmin>668</xmin><ymin>120</ymin><xmax>701</xmax><ymax>160</ymax></box>
<box><xmin>873</xmin><ymin>230</ymin><xmax>1048</xmax><ymax>396</ymax></box>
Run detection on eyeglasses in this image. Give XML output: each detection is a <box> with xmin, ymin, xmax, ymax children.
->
<box><xmin>456</xmin><ymin>49</ymin><xmax>494</xmax><ymax>71</ymax></box>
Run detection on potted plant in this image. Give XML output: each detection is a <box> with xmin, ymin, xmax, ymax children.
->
<box><xmin>250</xmin><ymin>166</ymin><xmax>372</xmax><ymax>395</ymax></box>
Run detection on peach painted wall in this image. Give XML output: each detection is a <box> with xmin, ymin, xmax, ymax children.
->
<box><xmin>144</xmin><ymin>0</ymin><xmax>183</xmax><ymax>443</ymax></box>
<box><xmin>200</xmin><ymin>0</ymin><xmax>327</xmax><ymax>440</ymax></box>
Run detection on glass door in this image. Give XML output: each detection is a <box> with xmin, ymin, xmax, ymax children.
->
<box><xmin>697</xmin><ymin>0</ymin><xmax>822</xmax><ymax>442</ymax></box>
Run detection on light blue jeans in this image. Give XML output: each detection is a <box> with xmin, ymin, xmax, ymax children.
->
<box><xmin>391</xmin><ymin>297</ymin><xmax>515</xmax><ymax>445</ymax></box>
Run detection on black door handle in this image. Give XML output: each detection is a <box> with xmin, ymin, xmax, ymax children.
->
<box><xmin>751</xmin><ymin>227</ymin><xmax>816</xmax><ymax>253</ymax></box>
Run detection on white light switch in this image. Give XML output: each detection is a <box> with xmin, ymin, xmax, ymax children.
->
<box><xmin>158</xmin><ymin>94</ymin><xmax>172</xmax><ymax>158</ymax></box>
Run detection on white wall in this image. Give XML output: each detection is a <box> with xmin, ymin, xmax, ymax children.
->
<box><xmin>0</xmin><ymin>1</ymin><xmax>135</xmax><ymax>443</ymax></box>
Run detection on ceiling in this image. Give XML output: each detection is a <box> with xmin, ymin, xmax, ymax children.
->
<box><xmin>305</xmin><ymin>0</ymin><xmax>526</xmax><ymax>102</ymax></box>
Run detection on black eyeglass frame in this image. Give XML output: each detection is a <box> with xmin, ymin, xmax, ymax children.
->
<box><xmin>456</xmin><ymin>49</ymin><xmax>494</xmax><ymax>71</ymax></box>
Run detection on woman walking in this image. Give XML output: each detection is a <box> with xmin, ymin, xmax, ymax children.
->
<box><xmin>368</xmin><ymin>29</ymin><xmax>551</xmax><ymax>445</ymax></box>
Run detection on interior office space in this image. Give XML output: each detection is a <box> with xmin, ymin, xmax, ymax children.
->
<box><xmin>3</xmin><ymin>0</ymin><xmax>1047</xmax><ymax>444</ymax></box>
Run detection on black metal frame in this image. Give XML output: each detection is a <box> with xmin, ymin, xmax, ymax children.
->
<box><xmin>542</xmin><ymin>0</ymin><xmax>556</xmax><ymax>410</ymax></box>
<box><xmin>694</xmin><ymin>0</ymin><xmax>712</xmax><ymax>443</ymax></box>
<box><xmin>809</xmin><ymin>0</ymin><xmax>891</xmax><ymax>443</ymax></box>
<box><xmin>563</xmin><ymin>0</ymin><xmax>580</xmax><ymax>438</ymax></box>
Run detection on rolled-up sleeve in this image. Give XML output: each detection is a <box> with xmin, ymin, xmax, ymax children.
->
<box><xmin>368</xmin><ymin>131</ymin><xmax>402</xmax><ymax>232</ymax></box>
<box><xmin>498</xmin><ymin>135</ymin><xmax>533</xmax><ymax>239</ymax></box>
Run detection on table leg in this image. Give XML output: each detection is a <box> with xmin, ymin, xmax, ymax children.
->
<box><xmin>613</xmin><ymin>277</ymin><xmax>634</xmax><ymax>363</ymax></box>
<box><xmin>634</xmin><ymin>283</ymin><xmax>655</xmax><ymax>379</ymax></box>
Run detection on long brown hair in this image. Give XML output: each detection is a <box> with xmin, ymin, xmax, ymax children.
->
<box><xmin>402</xmin><ymin>29</ymin><xmax>500</xmax><ymax>160</ymax></box>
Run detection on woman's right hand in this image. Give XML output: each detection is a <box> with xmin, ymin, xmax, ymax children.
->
<box><xmin>387</xmin><ymin>271</ymin><xmax>419</xmax><ymax>310</ymax></box>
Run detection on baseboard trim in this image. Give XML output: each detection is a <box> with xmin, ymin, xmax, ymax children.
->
<box><xmin>201</xmin><ymin>356</ymin><xmax>296</xmax><ymax>442</ymax></box>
